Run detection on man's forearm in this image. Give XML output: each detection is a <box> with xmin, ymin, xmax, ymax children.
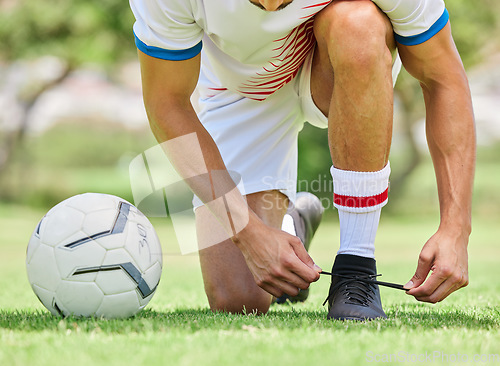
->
<box><xmin>148</xmin><ymin>104</ymin><xmax>256</xmax><ymax>239</ymax></box>
<box><xmin>422</xmin><ymin>77</ymin><xmax>476</xmax><ymax>235</ymax></box>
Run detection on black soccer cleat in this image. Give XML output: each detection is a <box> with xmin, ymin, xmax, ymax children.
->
<box><xmin>276</xmin><ymin>192</ymin><xmax>324</xmax><ymax>304</ymax></box>
<box><xmin>324</xmin><ymin>254</ymin><xmax>387</xmax><ymax>321</ymax></box>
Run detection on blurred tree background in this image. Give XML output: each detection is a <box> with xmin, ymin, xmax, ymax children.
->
<box><xmin>0</xmin><ymin>0</ymin><xmax>135</xmax><ymax>177</ymax></box>
<box><xmin>0</xmin><ymin>0</ymin><xmax>499</xmax><ymax>218</ymax></box>
<box><xmin>0</xmin><ymin>0</ymin><xmax>144</xmax><ymax>206</ymax></box>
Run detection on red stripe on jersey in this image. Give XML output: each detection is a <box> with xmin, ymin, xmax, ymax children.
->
<box><xmin>302</xmin><ymin>1</ymin><xmax>331</xmax><ymax>10</ymax></box>
<box><xmin>235</xmin><ymin>2</ymin><xmax>330</xmax><ymax>100</ymax></box>
<box><xmin>250</xmin><ymin>40</ymin><xmax>313</xmax><ymax>83</ymax></box>
<box><xmin>237</xmin><ymin>18</ymin><xmax>316</xmax><ymax>99</ymax></box>
<box><xmin>334</xmin><ymin>188</ymin><xmax>389</xmax><ymax>208</ymax></box>
<box><xmin>300</xmin><ymin>1</ymin><xmax>331</xmax><ymax>18</ymax></box>
<box><xmin>272</xmin><ymin>20</ymin><xmax>313</xmax><ymax>52</ymax></box>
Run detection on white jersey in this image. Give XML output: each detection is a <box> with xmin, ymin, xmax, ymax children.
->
<box><xmin>131</xmin><ymin>0</ymin><xmax>449</xmax><ymax>101</ymax></box>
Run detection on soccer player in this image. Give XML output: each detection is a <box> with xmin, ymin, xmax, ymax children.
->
<box><xmin>130</xmin><ymin>0</ymin><xmax>475</xmax><ymax>320</ymax></box>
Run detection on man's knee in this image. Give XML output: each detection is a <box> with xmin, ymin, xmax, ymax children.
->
<box><xmin>205</xmin><ymin>285</ymin><xmax>272</xmax><ymax>315</ymax></box>
<box><xmin>314</xmin><ymin>1</ymin><xmax>395</xmax><ymax>70</ymax></box>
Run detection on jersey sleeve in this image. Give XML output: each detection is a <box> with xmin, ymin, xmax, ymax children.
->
<box><xmin>130</xmin><ymin>0</ymin><xmax>203</xmax><ymax>60</ymax></box>
<box><xmin>372</xmin><ymin>0</ymin><xmax>449</xmax><ymax>46</ymax></box>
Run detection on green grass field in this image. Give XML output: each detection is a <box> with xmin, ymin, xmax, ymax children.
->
<box><xmin>1</xmin><ymin>203</ymin><xmax>499</xmax><ymax>366</ymax></box>
<box><xmin>1</xmin><ymin>124</ymin><xmax>499</xmax><ymax>365</ymax></box>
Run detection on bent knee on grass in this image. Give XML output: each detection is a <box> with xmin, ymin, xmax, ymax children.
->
<box><xmin>206</xmin><ymin>287</ymin><xmax>273</xmax><ymax>315</ymax></box>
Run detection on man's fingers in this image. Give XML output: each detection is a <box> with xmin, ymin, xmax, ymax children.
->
<box><xmin>289</xmin><ymin>237</ymin><xmax>315</xmax><ymax>267</ymax></box>
<box><xmin>274</xmin><ymin>267</ymin><xmax>311</xmax><ymax>291</ymax></box>
<box><xmin>288</xmin><ymin>254</ymin><xmax>321</xmax><ymax>284</ymax></box>
<box><xmin>438</xmin><ymin>275</ymin><xmax>469</xmax><ymax>302</ymax></box>
<box><xmin>288</xmin><ymin>237</ymin><xmax>321</xmax><ymax>282</ymax></box>
<box><xmin>257</xmin><ymin>242</ymin><xmax>317</xmax><ymax>297</ymax></box>
<box><xmin>407</xmin><ymin>266</ymin><xmax>448</xmax><ymax>298</ymax></box>
<box><xmin>408</xmin><ymin>266</ymin><xmax>455</xmax><ymax>298</ymax></box>
<box><xmin>259</xmin><ymin>277</ymin><xmax>300</xmax><ymax>298</ymax></box>
<box><xmin>409</xmin><ymin>266</ymin><xmax>469</xmax><ymax>303</ymax></box>
<box><xmin>259</xmin><ymin>283</ymin><xmax>284</xmax><ymax>298</ymax></box>
<box><xmin>412</xmin><ymin>278</ymin><xmax>461</xmax><ymax>303</ymax></box>
<box><xmin>405</xmin><ymin>251</ymin><xmax>434</xmax><ymax>290</ymax></box>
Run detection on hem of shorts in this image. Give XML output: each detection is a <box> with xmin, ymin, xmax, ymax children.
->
<box><xmin>193</xmin><ymin>182</ymin><xmax>296</xmax><ymax>210</ymax></box>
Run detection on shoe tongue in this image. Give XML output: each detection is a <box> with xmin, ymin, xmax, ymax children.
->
<box><xmin>331</xmin><ymin>254</ymin><xmax>377</xmax><ymax>276</ymax></box>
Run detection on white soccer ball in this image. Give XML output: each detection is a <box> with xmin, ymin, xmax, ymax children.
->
<box><xmin>26</xmin><ymin>193</ymin><xmax>163</xmax><ymax>318</ymax></box>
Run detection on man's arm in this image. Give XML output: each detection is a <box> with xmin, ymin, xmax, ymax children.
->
<box><xmin>397</xmin><ymin>23</ymin><xmax>476</xmax><ymax>303</ymax></box>
<box><xmin>137</xmin><ymin>51</ymin><xmax>320</xmax><ymax>297</ymax></box>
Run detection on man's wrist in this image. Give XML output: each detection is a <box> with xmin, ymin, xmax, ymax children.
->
<box><xmin>231</xmin><ymin>213</ymin><xmax>263</xmax><ymax>248</ymax></box>
<box><xmin>439</xmin><ymin>199</ymin><xmax>472</xmax><ymax>234</ymax></box>
<box><xmin>438</xmin><ymin>215</ymin><xmax>472</xmax><ymax>243</ymax></box>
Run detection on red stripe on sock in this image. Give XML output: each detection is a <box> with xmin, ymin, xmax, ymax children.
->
<box><xmin>334</xmin><ymin>188</ymin><xmax>389</xmax><ymax>208</ymax></box>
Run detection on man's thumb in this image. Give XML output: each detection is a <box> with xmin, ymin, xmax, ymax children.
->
<box><xmin>291</xmin><ymin>237</ymin><xmax>315</xmax><ymax>267</ymax></box>
<box><xmin>405</xmin><ymin>260</ymin><xmax>432</xmax><ymax>290</ymax></box>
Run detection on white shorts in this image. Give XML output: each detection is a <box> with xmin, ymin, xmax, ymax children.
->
<box><xmin>193</xmin><ymin>51</ymin><xmax>402</xmax><ymax>207</ymax></box>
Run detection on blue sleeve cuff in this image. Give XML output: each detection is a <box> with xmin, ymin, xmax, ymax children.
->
<box><xmin>395</xmin><ymin>8</ymin><xmax>449</xmax><ymax>46</ymax></box>
<box><xmin>134</xmin><ymin>33</ymin><xmax>202</xmax><ymax>61</ymax></box>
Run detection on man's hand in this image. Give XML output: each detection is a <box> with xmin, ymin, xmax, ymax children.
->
<box><xmin>404</xmin><ymin>227</ymin><xmax>469</xmax><ymax>303</ymax></box>
<box><xmin>233</xmin><ymin>216</ymin><xmax>321</xmax><ymax>298</ymax></box>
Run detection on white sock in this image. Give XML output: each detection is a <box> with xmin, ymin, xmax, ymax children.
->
<box><xmin>281</xmin><ymin>213</ymin><xmax>296</xmax><ymax>236</ymax></box>
<box><xmin>330</xmin><ymin>163</ymin><xmax>391</xmax><ymax>259</ymax></box>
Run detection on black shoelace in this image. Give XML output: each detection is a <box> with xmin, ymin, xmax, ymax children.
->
<box><xmin>320</xmin><ymin>271</ymin><xmax>406</xmax><ymax>307</ymax></box>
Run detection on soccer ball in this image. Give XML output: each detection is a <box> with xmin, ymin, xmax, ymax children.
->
<box><xmin>26</xmin><ymin>193</ymin><xmax>163</xmax><ymax>318</ymax></box>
